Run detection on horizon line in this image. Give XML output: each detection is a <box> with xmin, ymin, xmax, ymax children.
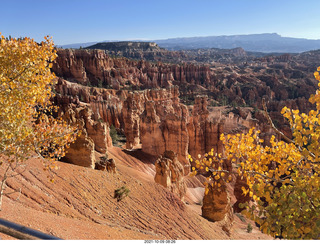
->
<box><xmin>57</xmin><ymin>32</ymin><xmax>320</xmax><ymax>46</ymax></box>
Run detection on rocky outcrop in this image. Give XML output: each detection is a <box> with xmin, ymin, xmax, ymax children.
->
<box><xmin>122</xmin><ymin>91</ymin><xmax>146</xmax><ymax>149</ymax></box>
<box><xmin>54</xmin><ymin>76</ymin><xmax>258</xmax><ymax>176</ymax></box>
<box><xmin>81</xmin><ymin>107</ymin><xmax>112</xmax><ymax>153</ymax></box>
<box><xmin>138</xmin><ymin>87</ymin><xmax>190</xmax><ymax>171</ymax></box>
<box><xmin>64</xmin><ymin>132</ymin><xmax>95</xmax><ymax>168</ymax></box>
<box><xmin>54</xmin><ymin>77</ymin><xmax>192</xmax><ymax>171</ymax></box>
<box><xmin>55</xmin><ymin>79</ymin><xmax>257</xmax><ymax>174</ymax></box>
<box><xmin>95</xmin><ymin>156</ymin><xmax>116</xmax><ymax>173</ymax></box>
<box><xmin>53</xmin><ymin>49</ymin><xmax>113</xmax><ymax>86</ymax></box>
<box><xmin>53</xmin><ymin>48</ymin><xmax>318</xmax><ymax>122</ymax></box>
<box><xmin>202</xmin><ymin>183</ymin><xmax>234</xmax><ymax>235</ymax></box>
<box><xmin>86</xmin><ymin>41</ymin><xmax>188</xmax><ymax>63</ymax></box>
<box><xmin>58</xmin><ymin>98</ymin><xmax>112</xmax><ymax>168</ymax></box>
<box><xmin>87</xmin><ymin>41</ymin><xmax>161</xmax><ymax>53</ymax></box>
<box><xmin>60</xmin><ymin>106</ymin><xmax>96</xmax><ymax>168</ymax></box>
<box><xmin>48</xmin><ymin>46</ymin><xmax>320</xmax><ymax>238</ymax></box>
<box><xmin>188</xmin><ymin>96</ymin><xmax>255</xmax><ymax>158</ymax></box>
<box><xmin>122</xmin><ymin>87</ymin><xmax>191</xmax><ymax>169</ymax></box>
<box><xmin>201</xmin><ymin>183</ymin><xmax>234</xmax><ymax>236</ymax></box>
<box><xmin>154</xmin><ymin>151</ymin><xmax>187</xmax><ymax>200</ymax></box>
<box><xmin>55</xmin><ymin>78</ymin><xmax>125</xmax><ymax>129</ymax></box>
<box><xmin>86</xmin><ymin>42</ymin><xmax>259</xmax><ymax>65</ymax></box>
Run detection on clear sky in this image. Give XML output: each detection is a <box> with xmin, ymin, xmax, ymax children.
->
<box><xmin>1</xmin><ymin>0</ymin><xmax>320</xmax><ymax>45</ymax></box>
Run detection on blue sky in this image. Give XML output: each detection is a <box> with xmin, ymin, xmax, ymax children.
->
<box><xmin>1</xmin><ymin>0</ymin><xmax>320</xmax><ymax>45</ymax></box>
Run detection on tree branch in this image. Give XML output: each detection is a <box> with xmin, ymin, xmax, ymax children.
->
<box><xmin>262</xmin><ymin>98</ymin><xmax>317</xmax><ymax>160</ymax></box>
<box><xmin>262</xmin><ymin>98</ymin><xmax>294</xmax><ymax>144</ymax></box>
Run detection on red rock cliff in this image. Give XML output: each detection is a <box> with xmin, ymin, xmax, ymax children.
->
<box><xmin>52</xmin><ymin>48</ymin><xmax>318</xmax><ymax>172</ymax></box>
<box><xmin>53</xmin><ymin>49</ymin><xmax>212</xmax><ymax>90</ymax></box>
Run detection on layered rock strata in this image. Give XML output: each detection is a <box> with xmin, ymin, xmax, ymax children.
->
<box><xmin>55</xmin><ymin>78</ymin><xmax>125</xmax><ymax>129</ymax></box>
<box><xmin>187</xmin><ymin>96</ymin><xmax>256</xmax><ymax>158</ymax></box>
<box><xmin>55</xmin><ymin>77</ymin><xmax>257</xmax><ymax>175</ymax></box>
<box><xmin>121</xmin><ymin>87</ymin><xmax>190</xmax><ymax>169</ymax></box>
<box><xmin>57</xmin><ymin>99</ymin><xmax>112</xmax><ymax>168</ymax></box>
<box><xmin>139</xmin><ymin>87</ymin><xmax>190</xmax><ymax>169</ymax></box>
<box><xmin>53</xmin><ymin>49</ymin><xmax>212</xmax><ymax>90</ymax></box>
<box><xmin>123</xmin><ymin>92</ymin><xmax>257</xmax><ymax>174</ymax></box>
<box><xmin>50</xmin><ymin>47</ymin><xmax>320</xmax><ymax>234</ymax></box>
<box><xmin>52</xmin><ymin>48</ymin><xmax>318</xmax><ymax>119</ymax></box>
<box><xmin>60</xmin><ymin>106</ymin><xmax>95</xmax><ymax>168</ymax></box>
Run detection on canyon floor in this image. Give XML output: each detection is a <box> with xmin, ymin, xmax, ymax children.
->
<box><xmin>0</xmin><ymin>146</ymin><xmax>271</xmax><ymax>240</ymax></box>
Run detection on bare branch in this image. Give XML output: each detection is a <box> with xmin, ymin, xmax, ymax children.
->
<box><xmin>262</xmin><ymin>98</ymin><xmax>317</xmax><ymax>161</ymax></box>
<box><xmin>262</xmin><ymin>98</ymin><xmax>294</xmax><ymax>144</ymax></box>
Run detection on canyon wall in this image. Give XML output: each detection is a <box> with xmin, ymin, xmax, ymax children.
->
<box><xmin>54</xmin><ymin>76</ymin><xmax>257</xmax><ymax>175</ymax></box>
<box><xmin>52</xmin><ymin>48</ymin><xmax>319</xmax><ymax>171</ymax></box>
<box><xmin>53</xmin><ymin>49</ymin><xmax>212</xmax><ymax>90</ymax></box>
<box><xmin>54</xmin><ymin>78</ymin><xmax>115</xmax><ymax>168</ymax></box>
<box><xmin>49</xmin><ymin>47</ymin><xmax>320</xmax><ymax>229</ymax></box>
<box><xmin>55</xmin><ymin>77</ymin><xmax>125</xmax><ymax>129</ymax></box>
<box><xmin>53</xmin><ymin>48</ymin><xmax>317</xmax><ymax>117</ymax></box>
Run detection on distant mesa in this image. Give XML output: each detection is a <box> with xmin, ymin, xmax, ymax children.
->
<box><xmin>86</xmin><ymin>41</ymin><xmax>163</xmax><ymax>52</ymax></box>
<box><xmin>84</xmin><ymin>41</ymin><xmax>254</xmax><ymax>64</ymax></box>
<box><xmin>84</xmin><ymin>41</ymin><xmax>182</xmax><ymax>63</ymax></box>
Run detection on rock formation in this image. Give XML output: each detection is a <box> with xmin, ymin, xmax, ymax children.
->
<box><xmin>52</xmin><ymin>47</ymin><xmax>318</xmax><ymax>152</ymax></box>
<box><xmin>52</xmin><ymin>47</ymin><xmax>319</xmax><ymax>175</ymax></box>
<box><xmin>95</xmin><ymin>156</ymin><xmax>116</xmax><ymax>173</ymax></box>
<box><xmin>122</xmin><ymin>91</ymin><xmax>146</xmax><ymax>149</ymax></box>
<box><xmin>139</xmin><ymin>87</ymin><xmax>190</xmax><ymax>170</ymax></box>
<box><xmin>52</xmin><ymin>49</ymin><xmax>213</xmax><ymax>90</ymax></box>
<box><xmin>55</xmin><ymin>78</ymin><xmax>124</xmax><ymax>129</ymax></box>
<box><xmin>121</xmin><ymin>87</ymin><xmax>191</xmax><ymax>172</ymax></box>
<box><xmin>54</xmin><ymin>73</ymin><xmax>258</xmax><ymax>175</ymax></box>
<box><xmin>56</xmin><ymin>86</ymin><xmax>113</xmax><ymax>168</ymax></box>
<box><xmin>188</xmin><ymin>96</ymin><xmax>256</xmax><ymax>159</ymax></box>
<box><xmin>86</xmin><ymin>41</ymin><xmax>188</xmax><ymax>63</ymax></box>
<box><xmin>154</xmin><ymin>151</ymin><xmax>187</xmax><ymax>200</ymax></box>
<box><xmin>201</xmin><ymin>183</ymin><xmax>234</xmax><ymax>235</ymax></box>
<box><xmin>47</xmin><ymin>46</ymin><xmax>320</xmax><ymax>238</ymax></box>
<box><xmin>202</xmin><ymin>184</ymin><xmax>231</xmax><ymax>222</ymax></box>
<box><xmin>60</xmin><ymin>106</ymin><xmax>96</xmax><ymax>168</ymax></box>
<box><xmin>85</xmin><ymin>41</ymin><xmax>255</xmax><ymax>65</ymax></box>
<box><xmin>52</xmin><ymin>48</ymin><xmax>318</xmax><ymax>121</ymax></box>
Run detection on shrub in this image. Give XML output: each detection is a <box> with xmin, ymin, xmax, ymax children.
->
<box><xmin>109</xmin><ymin>125</ymin><xmax>119</xmax><ymax>146</ymax></box>
<box><xmin>247</xmin><ymin>223</ymin><xmax>253</xmax><ymax>233</ymax></box>
<box><xmin>114</xmin><ymin>186</ymin><xmax>130</xmax><ymax>202</ymax></box>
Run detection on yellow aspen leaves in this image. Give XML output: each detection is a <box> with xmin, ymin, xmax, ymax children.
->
<box><xmin>189</xmin><ymin>66</ymin><xmax>320</xmax><ymax>239</ymax></box>
<box><xmin>0</xmin><ymin>33</ymin><xmax>79</xmax><ymax>183</ymax></box>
